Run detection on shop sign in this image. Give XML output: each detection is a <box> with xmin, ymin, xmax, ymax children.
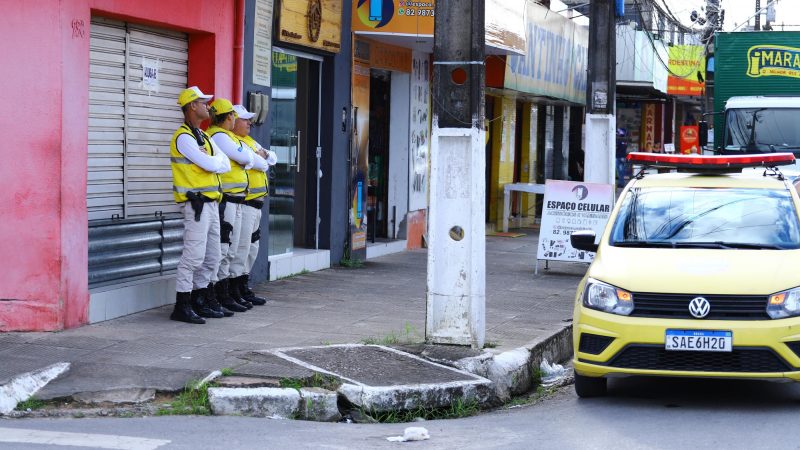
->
<box><xmin>504</xmin><ymin>0</ymin><xmax>588</xmax><ymax>104</ymax></box>
<box><xmin>278</xmin><ymin>0</ymin><xmax>342</xmax><ymax>53</ymax></box>
<box><xmin>642</xmin><ymin>103</ymin><xmax>656</xmax><ymax>151</ymax></box>
<box><xmin>409</xmin><ymin>51</ymin><xmax>430</xmax><ymax>212</ymax></box>
<box><xmin>667</xmin><ymin>45</ymin><xmax>705</xmax><ymax>96</ymax></box>
<box><xmin>253</xmin><ymin>0</ymin><xmax>274</xmax><ymax>86</ymax></box>
<box><xmin>353</xmin><ymin>37</ymin><xmax>411</xmax><ymax>72</ymax></box>
<box><xmin>680</xmin><ymin>126</ymin><xmax>700</xmax><ymax>154</ymax></box>
<box><xmin>350</xmin><ymin>61</ymin><xmax>371</xmax><ymax>254</ymax></box>
<box><xmin>747</xmin><ymin>45</ymin><xmax>800</xmax><ymax>79</ymax></box>
<box><xmin>485</xmin><ymin>0</ymin><xmax>526</xmax><ymax>55</ymax></box>
<box><xmin>352</xmin><ymin>0</ymin><xmax>434</xmax><ymax>35</ymax></box>
<box><xmin>537</xmin><ymin>180</ymin><xmax>613</xmax><ymax>264</ymax></box>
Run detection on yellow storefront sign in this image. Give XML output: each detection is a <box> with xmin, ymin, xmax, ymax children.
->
<box><xmin>747</xmin><ymin>45</ymin><xmax>800</xmax><ymax>79</ymax></box>
<box><xmin>352</xmin><ymin>0</ymin><xmax>435</xmax><ymax>35</ymax></box>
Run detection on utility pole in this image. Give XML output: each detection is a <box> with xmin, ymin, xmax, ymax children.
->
<box><xmin>754</xmin><ymin>0</ymin><xmax>761</xmax><ymax>30</ymax></box>
<box><xmin>584</xmin><ymin>0</ymin><xmax>616</xmax><ymax>186</ymax></box>
<box><xmin>427</xmin><ymin>0</ymin><xmax>486</xmax><ymax>348</ymax></box>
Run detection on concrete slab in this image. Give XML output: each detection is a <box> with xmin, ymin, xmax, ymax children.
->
<box><xmin>272</xmin><ymin>344</ymin><xmax>492</xmax><ymax>412</ymax></box>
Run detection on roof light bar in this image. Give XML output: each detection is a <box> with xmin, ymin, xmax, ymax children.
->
<box><xmin>627</xmin><ymin>152</ymin><xmax>796</xmax><ymax>169</ymax></box>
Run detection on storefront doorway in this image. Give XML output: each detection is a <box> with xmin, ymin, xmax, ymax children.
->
<box><xmin>269</xmin><ymin>48</ymin><xmax>321</xmax><ymax>257</ymax></box>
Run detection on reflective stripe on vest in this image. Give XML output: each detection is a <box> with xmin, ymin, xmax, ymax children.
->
<box><xmin>170</xmin><ymin>124</ymin><xmax>222</xmax><ymax>203</ymax></box>
<box><xmin>241</xmin><ymin>135</ymin><xmax>269</xmax><ymax>201</ymax></box>
<box><xmin>208</xmin><ymin>126</ymin><xmax>249</xmax><ymax>195</ymax></box>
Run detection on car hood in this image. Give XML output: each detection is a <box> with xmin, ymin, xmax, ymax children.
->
<box><xmin>588</xmin><ymin>246</ymin><xmax>800</xmax><ymax>295</ymax></box>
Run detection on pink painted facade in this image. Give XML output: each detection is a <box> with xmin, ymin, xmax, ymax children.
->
<box><xmin>0</xmin><ymin>0</ymin><xmax>239</xmax><ymax>331</ymax></box>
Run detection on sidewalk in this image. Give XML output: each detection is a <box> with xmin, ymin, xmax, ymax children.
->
<box><xmin>0</xmin><ymin>229</ymin><xmax>586</xmax><ymax>410</ymax></box>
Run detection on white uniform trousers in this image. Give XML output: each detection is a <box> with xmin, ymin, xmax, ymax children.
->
<box><xmin>176</xmin><ymin>201</ymin><xmax>221</xmax><ymax>293</ymax></box>
<box><xmin>215</xmin><ymin>200</ymin><xmax>243</xmax><ymax>281</ymax></box>
<box><xmin>230</xmin><ymin>202</ymin><xmax>262</xmax><ymax>277</ymax></box>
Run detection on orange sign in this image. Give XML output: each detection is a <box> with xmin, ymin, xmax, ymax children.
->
<box><xmin>680</xmin><ymin>126</ymin><xmax>700</xmax><ymax>154</ymax></box>
<box><xmin>353</xmin><ymin>36</ymin><xmax>412</xmax><ymax>72</ymax></box>
<box><xmin>352</xmin><ymin>0</ymin><xmax>434</xmax><ymax>35</ymax></box>
<box><xmin>642</xmin><ymin>104</ymin><xmax>656</xmax><ymax>152</ymax></box>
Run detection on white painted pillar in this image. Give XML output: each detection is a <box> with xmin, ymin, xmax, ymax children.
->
<box><xmin>426</xmin><ymin>123</ymin><xmax>486</xmax><ymax>348</ymax></box>
<box><xmin>584</xmin><ymin>113</ymin><xmax>616</xmax><ymax>186</ymax></box>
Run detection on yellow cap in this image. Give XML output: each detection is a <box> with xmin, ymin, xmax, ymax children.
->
<box><xmin>210</xmin><ymin>98</ymin><xmax>236</xmax><ymax>116</ymax></box>
<box><xmin>177</xmin><ymin>86</ymin><xmax>213</xmax><ymax>107</ymax></box>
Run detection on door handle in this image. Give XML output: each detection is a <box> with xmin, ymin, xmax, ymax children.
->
<box><xmin>296</xmin><ymin>130</ymin><xmax>302</xmax><ymax>173</ymax></box>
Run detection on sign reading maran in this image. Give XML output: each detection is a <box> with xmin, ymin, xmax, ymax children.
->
<box><xmin>504</xmin><ymin>1</ymin><xmax>588</xmax><ymax>104</ymax></box>
<box><xmin>747</xmin><ymin>45</ymin><xmax>800</xmax><ymax>78</ymax></box>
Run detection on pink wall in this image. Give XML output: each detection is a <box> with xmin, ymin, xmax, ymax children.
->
<box><xmin>0</xmin><ymin>0</ymin><xmax>236</xmax><ymax>331</ymax></box>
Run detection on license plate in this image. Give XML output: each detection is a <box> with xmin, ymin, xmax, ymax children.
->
<box><xmin>665</xmin><ymin>330</ymin><xmax>732</xmax><ymax>352</ymax></box>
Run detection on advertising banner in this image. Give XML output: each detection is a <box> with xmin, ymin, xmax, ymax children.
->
<box><xmin>680</xmin><ymin>125</ymin><xmax>700</xmax><ymax>154</ymax></box>
<box><xmin>352</xmin><ymin>0</ymin><xmax>434</xmax><ymax>35</ymax></box>
<box><xmin>350</xmin><ymin>61</ymin><xmax>371</xmax><ymax>255</ymax></box>
<box><xmin>537</xmin><ymin>180</ymin><xmax>614</xmax><ymax>264</ymax></box>
<box><xmin>667</xmin><ymin>45</ymin><xmax>705</xmax><ymax>96</ymax></box>
<box><xmin>504</xmin><ymin>0</ymin><xmax>588</xmax><ymax>104</ymax></box>
<box><xmin>408</xmin><ymin>51</ymin><xmax>431</xmax><ymax>212</ymax></box>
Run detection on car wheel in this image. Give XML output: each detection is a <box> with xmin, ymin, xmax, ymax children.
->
<box><xmin>574</xmin><ymin>370</ymin><xmax>607</xmax><ymax>397</ymax></box>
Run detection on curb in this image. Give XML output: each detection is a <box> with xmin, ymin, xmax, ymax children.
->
<box><xmin>0</xmin><ymin>362</ymin><xmax>70</xmax><ymax>415</ymax></box>
<box><xmin>456</xmin><ymin>324</ymin><xmax>573</xmax><ymax>402</ymax></box>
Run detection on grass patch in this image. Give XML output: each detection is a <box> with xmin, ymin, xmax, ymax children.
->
<box><xmin>361</xmin><ymin>322</ymin><xmax>422</xmax><ymax>346</ymax></box>
<box><xmin>278</xmin><ymin>269</ymin><xmax>311</xmax><ymax>280</ymax></box>
<box><xmin>279</xmin><ymin>373</ymin><xmax>341</xmax><ymax>392</ymax></box>
<box><xmin>483</xmin><ymin>341</ymin><xmax>500</xmax><ymax>349</ymax></box>
<box><xmin>156</xmin><ymin>380</ymin><xmax>216</xmax><ymax>416</ymax></box>
<box><xmin>220</xmin><ymin>367</ymin><xmax>234</xmax><ymax>376</ymax></box>
<box><xmin>339</xmin><ymin>257</ymin><xmax>364</xmax><ymax>268</ymax></box>
<box><xmin>15</xmin><ymin>397</ymin><xmax>46</xmax><ymax>411</ymax></box>
<box><xmin>361</xmin><ymin>398</ymin><xmax>481</xmax><ymax>423</ymax></box>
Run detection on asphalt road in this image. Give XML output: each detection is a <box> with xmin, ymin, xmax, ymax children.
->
<box><xmin>3</xmin><ymin>377</ymin><xmax>800</xmax><ymax>449</ymax></box>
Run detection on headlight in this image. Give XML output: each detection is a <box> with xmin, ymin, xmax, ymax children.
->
<box><xmin>583</xmin><ymin>278</ymin><xmax>634</xmax><ymax>316</ymax></box>
<box><xmin>767</xmin><ymin>287</ymin><xmax>800</xmax><ymax>319</ymax></box>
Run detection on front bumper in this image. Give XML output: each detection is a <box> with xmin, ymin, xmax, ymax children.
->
<box><xmin>574</xmin><ymin>306</ymin><xmax>800</xmax><ymax>380</ymax></box>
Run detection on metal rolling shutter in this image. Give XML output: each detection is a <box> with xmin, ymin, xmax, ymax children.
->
<box><xmin>88</xmin><ymin>18</ymin><xmax>126</xmax><ymax>221</ymax></box>
<box><xmin>125</xmin><ymin>23</ymin><xmax>187</xmax><ymax>218</ymax></box>
<box><xmin>87</xmin><ymin>18</ymin><xmax>188</xmax><ymax>288</ymax></box>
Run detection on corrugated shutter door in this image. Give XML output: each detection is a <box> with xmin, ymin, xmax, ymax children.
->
<box><xmin>125</xmin><ymin>24</ymin><xmax>188</xmax><ymax>218</ymax></box>
<box><xmin>88</xmin><ymin>18</ymin><xmax>126</xmax><ymax>221</ymax></box>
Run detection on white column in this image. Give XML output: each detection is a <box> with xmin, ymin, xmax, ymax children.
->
<box><xmin>426</xmin><ymin>124</ymin><xmax>486</xmax><ymax>348</ymax></box>
<box><xmin>584</xmin><ymin>113</ymin><xmax>616</xmax><ymax>186</ymax></box>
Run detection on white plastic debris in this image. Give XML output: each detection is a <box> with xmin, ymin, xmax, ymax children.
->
<box><xmin>539</xmin><ymin>359</ymin><xmax>567</xmax><ymax>387</ymax></box>
<box><xmin>387</xmin><ymin>427</ymin><xmax>430</xmax><ymax>442</ymax></box>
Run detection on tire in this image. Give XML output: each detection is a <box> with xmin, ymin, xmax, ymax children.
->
<box><xmin>574</xmin><ymin>370</ymin><xmax>607</xmax><ymax>398</ymax></box>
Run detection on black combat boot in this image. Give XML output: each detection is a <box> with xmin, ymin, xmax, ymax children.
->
<box><xmin>191</xmin><ymin>288</ymin><xmax>224</xmax><ymax>319</ymax></box>
<box><xmin>170</xmin><ymin>292</ymin><xmax>205</xmax><ymax>324</ymax></box>
<box><xmin>238</xmin><ymin>274</ymin><xmax>267</xmax><ymax>305</ymax></box>
<box><xmin>215</xmin><ymin>279</ymin><xmax>247</xmax><ymax>313</ymax></box>
<box><xmin>228</xmin><ymin>276</ymin><xmax>253</xmax><ymax>309</ymax></box>
<box><xmin>207</xmin><ymin>283</ymin><xmax>234</xmax><ymax>317</ymax></box>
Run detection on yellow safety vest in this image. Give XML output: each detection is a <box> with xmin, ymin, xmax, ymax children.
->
<box><xmin>170</xmin><ymin>124</ymin><xmax>222</xmax><ymax>203</ymax></box>
<box><xmin>241</xmin><ymin>135</ymin><xmax>269</xmax><ymax>201</ymax></box>
<box><xmin>207</xmin><ymin>126</ymin><xmax>249</xmax><ymax>195</ymax></box>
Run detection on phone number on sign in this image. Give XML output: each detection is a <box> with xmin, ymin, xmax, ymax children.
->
<box><xmin>400</xmin><ymin>8</ymin><xmax>434</xmax><ymax>17</ymax></box>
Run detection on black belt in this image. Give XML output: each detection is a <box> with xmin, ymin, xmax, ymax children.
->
<box><xmin>222</xmin><ymin>193</ymin><xmax>246</xmax><ymax>204</ymax></box>
<box><xmin>244</xmin><ymin>198</ymin><xmax>264</xmax><ymax>209</ymax></box>
<box><xmin>184</xmin><ymin>192</ymin><xmax>215</xmax><ymax>222</ymax></box>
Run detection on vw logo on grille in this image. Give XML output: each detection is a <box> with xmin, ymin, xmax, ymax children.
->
<box><xmin>688</xmin><ymin>297</ymin><xmax>711</xmax><ymax>319</ymax></box>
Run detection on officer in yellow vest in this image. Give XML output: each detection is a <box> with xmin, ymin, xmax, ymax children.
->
<box><xmin>170</xmin><ymin>86</ymin><xmax>231</xmax><ymax>324</ymax></box>
<box><xmin>206</xmin><ymin>99</ymin><xmax>255</xmax><ymax>312</ymax></box>
<box><xmin>230</xmin><ymin>104</ymin><xmax>276</xmax><ymax>305</ymax></box>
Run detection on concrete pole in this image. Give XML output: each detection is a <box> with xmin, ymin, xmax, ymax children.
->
<box><xmin>584</xmin><ymin>0</ymin><xmax>616</xmax><ymax>186</ymax></box>
<box><xmin>426</xmin><ymin>0</ymin><xmax>486</xmax><ymax>348</ymax></box>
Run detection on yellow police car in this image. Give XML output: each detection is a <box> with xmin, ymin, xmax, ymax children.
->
<box><xmin>570</xmin><ymin>152</ymin><xmax>800</xmax><ymax>397</ymax></box>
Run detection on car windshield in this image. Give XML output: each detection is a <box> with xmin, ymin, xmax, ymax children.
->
<box><xmin>609</xmin><ymin>187</ymin><xmax>800</xmax><ymax>249</ymax></box>
<box><xmin>724</xmin><ymin>108</ymin><xmax>800</xmax><ymax>152</ymax></box>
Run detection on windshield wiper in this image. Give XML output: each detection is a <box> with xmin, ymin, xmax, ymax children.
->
<box><xmin>700</xmin><ymin>241</ymin><xmax>784</xmax><ymax>250</ymax></box>
<box><xmin>613</xmin><ymin>240</ymin><xmax>677</xmax><ymax>248</ymax></box>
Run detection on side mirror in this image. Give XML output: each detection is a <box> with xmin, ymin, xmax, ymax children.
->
<box><xmin>699</xmin><ymin>121</ymin><xmax>709</xmax><ymax>147</ymax></box>
<box><xmin>570</xmin><ymin>230</ymin><xmax>598</xmax><ymax>253</ymax></box>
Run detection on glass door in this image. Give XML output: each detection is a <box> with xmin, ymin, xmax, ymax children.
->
<box><xmin>269</xmin><ymin>52</ymin><xmax>298</xmax><ymax>256</ymax></box>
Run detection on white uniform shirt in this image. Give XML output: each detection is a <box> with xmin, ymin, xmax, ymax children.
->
<box><xmin>210</xmin><ymin>131</ymin><xmax>255</xmax><ymax>169</ymax></box>
<box><xmin>176</xmin><ymin>133</ymin><xmax>230</xmax><ymax>174</ymax></box>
